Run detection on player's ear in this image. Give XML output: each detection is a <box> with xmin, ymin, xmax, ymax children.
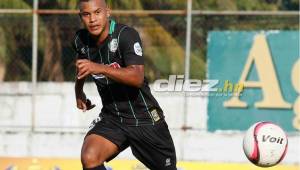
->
<box><xmin>78</xmin><ymin>13</ymin><xmax>83</xmax><ymax>20</ymax></box>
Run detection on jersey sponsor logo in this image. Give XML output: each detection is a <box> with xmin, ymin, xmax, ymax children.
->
<box><xmin>92</xmin><ymin>74</ymin><xmax>106</xmax><ymax>79</ymax></box>
<box><xmin>110</xmin><ymin>62</ymin><xmax>121</xmax><ymax>69</ymax></box>
<box><xmin>92</xmin><ymin>62</ymin><xmax>121</xmax><ymax>79</ymax></box>
<box><xmin>134</xmin><ymin>42</ymin><xmax>143</xmax><ymax>56</ymax></box>
<box><xmin>109</xmin><ymin>39</ymin><xmax>118</xmax><ymax>52</ymax></box>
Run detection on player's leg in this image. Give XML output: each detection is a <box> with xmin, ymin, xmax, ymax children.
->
<box><xmin>81</xmin><ymin>116</ymin><xmax>129</xmax><ymax>170</ymax></box>
<box><xmin>128</xmin><ymin>120</ymin><xmax>177</xmax><ymax>170</ymax></box>
<box><xmin>81</xmin><ymin>134</ymin><xmax>119</xmax><ymax>169</ymax></box>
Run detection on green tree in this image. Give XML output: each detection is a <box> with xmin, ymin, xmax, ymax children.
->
<box><xmin>0</xmin><ymin>0</ymin><xmax>32</xmax><ymax>81</ymax></box>
<box><xmin>0</xmin><ymin>0</ymin><xmax>298</xmax><ymax>81</ymax></box>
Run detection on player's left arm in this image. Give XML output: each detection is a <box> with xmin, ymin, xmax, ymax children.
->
<box><xmin>76</xmin><ymin>27</ymin><xmax>145</xmax><ymax>88</ymax></box>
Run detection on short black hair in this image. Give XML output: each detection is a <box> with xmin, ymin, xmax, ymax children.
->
<box><xmin>78</xmin><ymin>0</ymin><xmax>106</xmax><ymax>4</ymax></box>
<box><xmin>78</xmin><ymin>0</ymin><xmax>108</xmax><ymax>9</ymax></box>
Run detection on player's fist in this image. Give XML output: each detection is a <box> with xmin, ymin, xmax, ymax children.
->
<box><xmin>76</xmin><ymin>92</ymin><xmax>95</xmax><ymax>112</ymax></box>
<box><xmin>85</xmin><ymin>99</ymin><xmax>96</xmax><ymax>111</ymax></box>
<box><xmin>76</xmin><ymin>59</ymin><xmax>103</xmax><ymax>79</ymax></box>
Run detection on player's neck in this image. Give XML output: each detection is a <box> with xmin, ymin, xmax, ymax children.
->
<box><xmin>91</xmin><ymin>22</ymin><xmax>110</xmax><ymax>46</ymax></box>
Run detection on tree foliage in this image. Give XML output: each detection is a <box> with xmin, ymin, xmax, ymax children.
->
<box><xmin>0</xmin><ymin>0</ymin><xmax>298</xmax><ymax>81</ymax></box>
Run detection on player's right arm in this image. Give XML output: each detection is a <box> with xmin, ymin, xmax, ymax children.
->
<box><xmin>75</xmin><ymin>63</ymin><xmax>96</xmax><ymax>112</ymax></box>
<box><xmin>73</xmin><ymin>30</ymin><xmax>95</xmax><ymax>112</ymax></box>
<box><xmin>75</xmin><ymin>75</ymin><xmax>87</xmax><ymax>111</ymax></box>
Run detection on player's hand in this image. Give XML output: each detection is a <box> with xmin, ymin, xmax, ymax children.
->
<box><xmin>76</xmin><ymin>92</ymin><xmax>95</xmax><ymax>112</ymax></box>
<box><xmin>85</xmin><ymin>99</ymin><xmax>96</xmax><ymax>111</ymax></box>
<box><xmin>76</xmin><ymin>59</ymin><xmax>103</xmax><ymax>79</ymax></box>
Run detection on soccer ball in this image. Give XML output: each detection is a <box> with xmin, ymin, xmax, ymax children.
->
<box><xmin>243</xmin><ymin>122</ymin><xmax>288</xmax><ymax>167</ymax></box>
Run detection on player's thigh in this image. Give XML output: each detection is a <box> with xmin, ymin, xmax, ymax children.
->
<box><xmin>82</xmin><ymin>115</ymin><xmax>129</xmax><ymax>164</ymax></box>
<box><xmin>129</xmin><ymin>121</ymin><xmax>177</xmax><ymax>170</ymax></box>
<box><xmin>81</xmin><ymin>134</ymin><xmax>119</xmax><ymax>164</ymax></box>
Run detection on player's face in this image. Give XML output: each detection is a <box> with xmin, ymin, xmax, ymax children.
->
<box><xmin>79</xmin><ymin>0</ymin><xmax>110</xmax><ymax>37</ymax></box>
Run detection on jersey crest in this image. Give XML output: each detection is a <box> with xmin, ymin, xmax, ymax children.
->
<box><xmin>109</xmin><ymin>38</ymin><xmax>118</xmax><ymax>53</ymax></box>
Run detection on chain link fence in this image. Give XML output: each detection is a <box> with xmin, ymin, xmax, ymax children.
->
<box><xmin>0</xmin><ymin>11</ymin><xmax>298</xmax><ymax>82</ymax></box>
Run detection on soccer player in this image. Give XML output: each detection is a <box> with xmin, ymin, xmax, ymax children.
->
<box><xmin>72</xmin><ymin>0</ymin><xmax>177</xmax><ymax>170</ymax></box>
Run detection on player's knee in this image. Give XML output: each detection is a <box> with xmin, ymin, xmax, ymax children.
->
<box><xmin>81</xmin><ymin>150</ymin><xmax>105</xmax><ymax>168</ymax></box>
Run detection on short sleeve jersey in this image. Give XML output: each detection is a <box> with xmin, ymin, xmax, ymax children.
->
<box><xmin>72</xmin><ymin>20</ymin><xmax>164</xmax><ymax>126</ymax></box>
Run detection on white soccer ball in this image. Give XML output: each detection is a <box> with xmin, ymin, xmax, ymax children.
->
<box><xmin>243</xmin><ymin>122</ymin><xmax>288</xmax><ymax>167</ymax></box>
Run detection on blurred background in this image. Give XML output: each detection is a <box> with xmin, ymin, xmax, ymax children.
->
<box><xmin>0</xmin><ymin>0</ymin><xmax>299</xmax><ymax>170</ymax></box>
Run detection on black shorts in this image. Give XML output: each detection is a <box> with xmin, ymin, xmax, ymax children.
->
<box><xmin>86</xmin><ymin>115</ymin><xmax>177</xmax><ymax>170</ymax></box>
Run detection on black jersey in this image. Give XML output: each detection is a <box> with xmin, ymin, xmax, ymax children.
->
<box><xmin>72</xmin><ymin>20</ymin><xmax>164</xmax><ymax>126</ymax></box>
